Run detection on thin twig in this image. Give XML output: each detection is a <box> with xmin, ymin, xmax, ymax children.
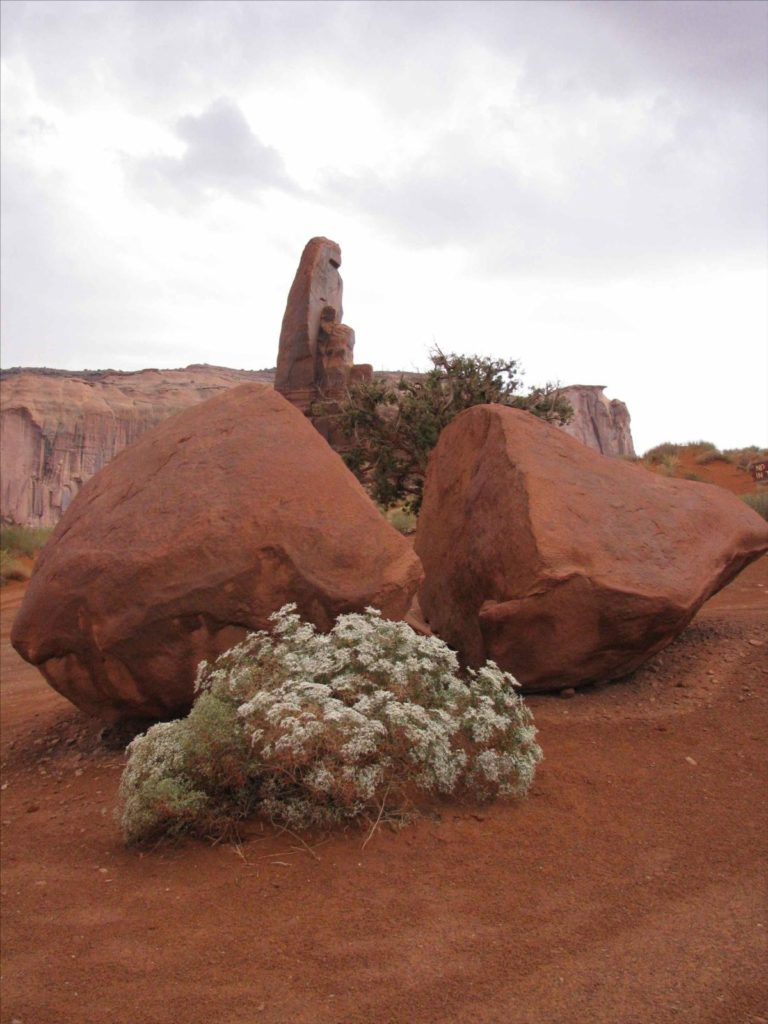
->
<box><xmin>275</xmin><ymin>824</ymin><xmax>323</xmax><ymax>862</ymax></box>
<box><xmin>362</xmin><ymin>782</ymin><xmax>392</xmax><ymax>851</ymax></box>
<box><xmin>231</xmin><ymin>841</ymin><xmax>249</xmax><ymax>864</ymax></box>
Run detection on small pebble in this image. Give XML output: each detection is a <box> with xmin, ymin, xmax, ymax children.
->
<box><xmin>685</xmin><ymin>756</ymin><xmax>698</xmax><ymax>766</ymax></box>
<box><xmin>560</xmin><ymin>688</ymin><xmax>576</xmax><ymax>699</ymax></box>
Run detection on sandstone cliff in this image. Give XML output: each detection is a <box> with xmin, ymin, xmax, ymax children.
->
<box><xmin>559</xmin><ymin>385</ymin><xmax>635</xmax><ymax>457</ymax></box>
<box><xmin>0</xmin><ymin>365</ymin><xmax>272</xmax><ymax>527</ymax></box>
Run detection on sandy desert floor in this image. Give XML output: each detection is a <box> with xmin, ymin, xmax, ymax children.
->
<box><xmin>1</xmin><ymin>554</ymin><xmax>766</xmax><ymax>1024</ymax></box>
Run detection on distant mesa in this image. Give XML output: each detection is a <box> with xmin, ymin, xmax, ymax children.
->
<box><xmin>0</xmin><ymin>236</ymin><xmax>634</xmax><ymax>527</ymax></box>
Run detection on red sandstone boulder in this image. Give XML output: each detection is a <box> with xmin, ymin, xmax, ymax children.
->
<box><xmin>415</xmin><ymin>405</ymin><xmax>768</xmax><ymax>692</ymax></box>
<box><xmin>11</xmin><ymin>384</ymin><xmax>423</xmax><ymax>720</ymax></box>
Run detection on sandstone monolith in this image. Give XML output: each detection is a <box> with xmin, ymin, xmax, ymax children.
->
<box><xmin>275</xmin><ymin>237</ymin><xmax>371</xmax><ymax>413</ymax></box>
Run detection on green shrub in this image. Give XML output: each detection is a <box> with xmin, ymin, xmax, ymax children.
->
<box><xmin>658</xmin><ymin>453</ymin><xmax>680</xmax><ymax>475</ymax></box>
<box><xmin>333</xmin><ymin>349</ymin><xmax>572</xmax><ymax>512</ymax></box>
<box><xmin>742</xmin><ymin>491</ymin><xmax>768</xmax><ymax>521</ymax></box>
<box><xmin>694</xmin><ymin>449</ymin><xmax>726</xmax><ymax>465</ymax></box>
<box><xmin>686</xmin><ymin>440</ymin><xmax>718</xmax><ymax>453</ymax></box>
<box><xmin>0</xmin><ymin>550</ymin><xmax>31</xmax><ymax>586</ymax></box>
<box><xmin>0</xmin><ymin>527</ymin><xmax>51</xmax><ymax>587</ymax></box>
<box><xmin>643</xmin><ymin>442</ymin><xmax>681</xmax><ymax>464</ymax></box>
<box><xmin>0</xmin><ymin>525</ymin><xmax>51</xmax><ymax>558</ymax></box>
<box><xmin>119</xmin><ymin>605</ymin><xmax>543</xmax><ymax>845</ymax></box>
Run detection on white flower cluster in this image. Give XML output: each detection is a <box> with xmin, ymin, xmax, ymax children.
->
<box><xmin>119</xmin><ymin>605</ymin><xmax>542</xmax><ymax>842</ymax></box>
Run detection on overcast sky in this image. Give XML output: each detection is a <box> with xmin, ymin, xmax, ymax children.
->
<box><xmin>1</xmin><ymin>0</ymin><xmax>766</xmax><ymax>453</ymax></box>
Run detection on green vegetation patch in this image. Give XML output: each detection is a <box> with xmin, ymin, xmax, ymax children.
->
<box><xmin>0</xmin><ymin>550</ymin><xmax>31</xmax><ymax>586</ymax></box>
<box><xmin>0</xmin><ymin>525</ymin><xmax>52</xmax><ymax>557</ymax></box>
<box><xmin>642</xmin><ymin>442</ymin><xmax>682</xmax><ymax>464</ymax></box>
<box><xmin>0</xmin><ymin>525</ymin><xmax>51</xmax><ymax>586</ymax></box>
<box><xmin>742</xmin><ymin>491</ymin><xmax>768</xmax><ymax>521</ymax></box>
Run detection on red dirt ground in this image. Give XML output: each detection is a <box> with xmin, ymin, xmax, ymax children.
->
<box><xmin>1</xmin><ymin>555</ymin><xmax>767</xmax><ymax>1024</ymax></box>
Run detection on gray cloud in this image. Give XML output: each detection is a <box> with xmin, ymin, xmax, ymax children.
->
<box><xmin>580</xmin><ymin>0</ymin><xmax>768</xmax><ymax>111</ymax></box>
<box><xmin>322</xmin><ymin>97</ymin><xmax>764</xmax><ymax>279</ymax></box>
<box><xmin>310</xmin><ymin>1</ymin><xmax>768</xmax><ymax>277</ymax></box>
<box><xmin>125</xmin><ymin>98</ymin><xmax>295</xmax><ymax>206</ymax></box>
<box><xmin>4</xmin><ymin>1</ymin><xmax>765</xmax><ymax>114</ymax></box>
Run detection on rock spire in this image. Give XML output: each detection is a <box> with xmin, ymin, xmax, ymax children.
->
<box><xmin>275</xmin><ymin>237</ymin><xmax>371</xmax><ymax>412</ymax></box>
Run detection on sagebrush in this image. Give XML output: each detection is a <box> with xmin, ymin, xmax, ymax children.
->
<box><xmin>119</xmin><ymin>605</ymin><xmax>543</xmax><ymax>844</ymax></box>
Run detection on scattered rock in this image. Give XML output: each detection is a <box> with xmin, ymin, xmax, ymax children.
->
<box><xmin>415</xmin><ymin>404</ymin><xmax>768</xmax><ymax>692</ymax></box>
<box><xmin>11</xmin><ymin>384</ymin><xmax>422</xmax><ymax>720</ymax></box>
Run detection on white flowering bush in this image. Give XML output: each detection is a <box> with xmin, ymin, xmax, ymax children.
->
<box><xmin>119</xmin><ymin>605</ymin><xmax>542</xmax><ymax>844</ymax></box>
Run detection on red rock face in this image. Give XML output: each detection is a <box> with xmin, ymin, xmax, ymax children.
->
<box><xmin>11</xmin><ymin>384</ymin><xmax>423</xmax><ymax>721</ymax></box>
<box><xmin>415</xmin><ymin>404</ymin><xmax>768</xmax><ymax>692</ymax></box>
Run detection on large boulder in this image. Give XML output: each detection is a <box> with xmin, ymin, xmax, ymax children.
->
<box><xmin>11</xmin><ymin>384</ymin><xmax>423</xmax><ymax>720</ymax></box>
<box><xmin>415</xmin><ymin>405</ymin><xmax>768</xmax><ymax>692</ymax></box>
